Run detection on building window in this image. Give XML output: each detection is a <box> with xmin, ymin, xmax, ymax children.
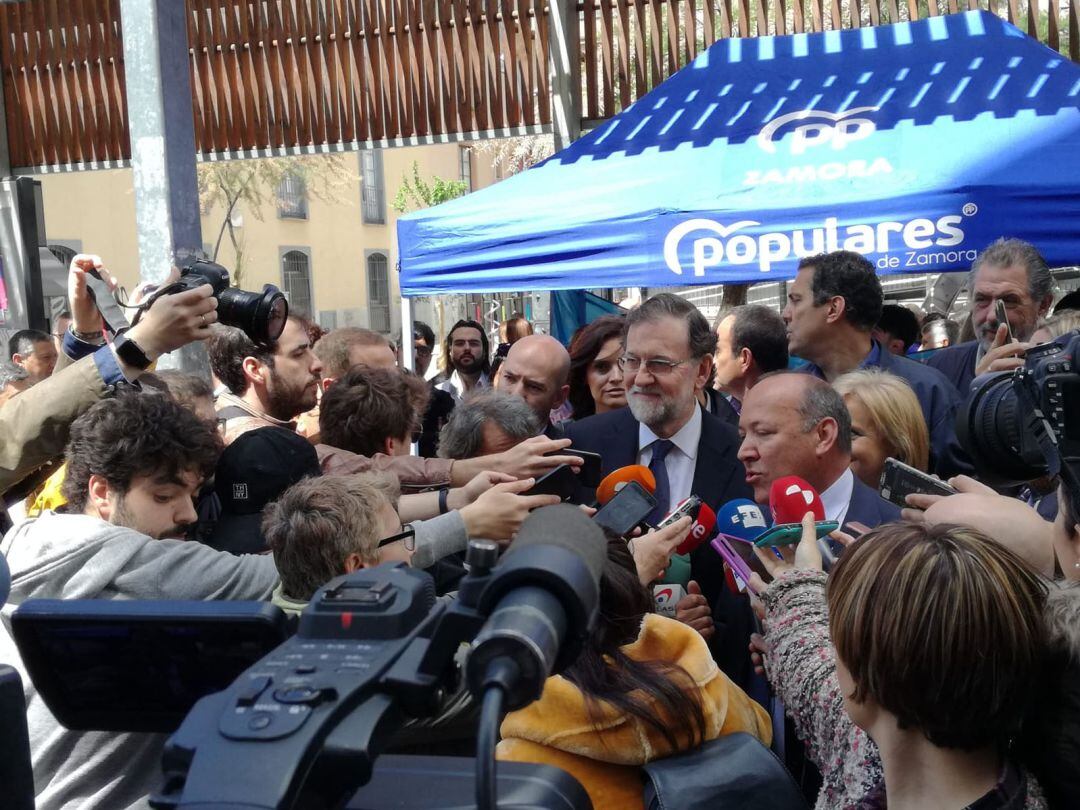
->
<box><xmin>281</xmin><ymin>249</ymin><xmax>313</xmax><ymax>316</ymax></box>
<box><xmin>459</xmin><ymin>147</ymin><xmax>473</xmax><ymax>192</ymax></box>
<box><xmin>366</xmin><ymin>252</ymin><xmax>391</xmax><ymax>333</ymax></box>
<box><xmin>48</xmin><ymin>244</ymin><xmax>77</xmax><ymax>267</ymax></box>
<box><xmin>360</xmin><ymin>150</ymin><xmax>385</xmax><ymax>224</ymax></box>
<box><xmin>276</xmin><ymin>173</ymin><xmax>308</xmax><ymax>219</ymax></box>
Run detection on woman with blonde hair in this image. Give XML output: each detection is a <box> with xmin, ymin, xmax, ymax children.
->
<box><xmin>833</xmin><ymin>368</ymin><xmax>929</xmax><ymax>489</ymax></box>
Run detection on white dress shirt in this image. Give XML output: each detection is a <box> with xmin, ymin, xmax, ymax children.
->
<box><xmin>637</xmin><ymin>405</ymin><xmax>703</xmax><ymax>515</ymax></box>
<box><xmin>434</xmin><ymin>370</ymin><xmax>490</xmax><ymax>403</ymax></box>
<box><xmin>819</xmin><ymin>467</ymin><xmax>855</xmax><ymax>527</ymax></box>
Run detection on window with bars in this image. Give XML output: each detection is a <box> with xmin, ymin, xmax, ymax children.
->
<box><xmin>281</xmin><ymin>249</ymin><xmax>313</xmax><ymax>317</ymax></box>
<box><xmin>366</xmin><ymin>252</ymin><xmax>391</xmax><ymax>334</ymax></box>
<box><xmin>459</xmin><ymin>147</ymin><xmax>473</xmax><ymax>192</ymax></box>
<box><xmin>48</xmin><ymin>244</ymin><xmax>77</xmax><ymax>268</ymax></box>
<box><xmin>277</xmin><ymin>173</ymin><xmax>308</xmax><ymax>219</ymax></box>
<box><xmin>360</xmin><ymin>150</ymin><xmax>385</xmax><ymax>224</ymax></box>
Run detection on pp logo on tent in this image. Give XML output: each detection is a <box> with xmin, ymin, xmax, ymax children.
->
<box><xmin>757</xmin><ymin>108</ymin><xmax>879</xmax><ymax>155</ymax></box>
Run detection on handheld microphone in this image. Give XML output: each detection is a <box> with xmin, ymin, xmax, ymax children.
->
<box><xmin>467</xmin><ymin>504</ymin><xmax>606</xmax><ymax>710</ymax></box>
<box><xmin>676</xmin><ymin>502</ymin><xmax>716</xmax><ymax>555</ymax></box>
<box><xmin>652</xmin><ymin>583</ymin><xmax>685</xmax><ymax>618</ymax></box>
<box><xmin>595</xmin><ymin>465</ymin><xmax>655</xmax><ymax>505</ymax></box>
<box><xmin>769</xmin><ymin>476</ymin><xmax>826</xmax><ymax>524</ymax></box>
<box><xmin>716</xmin><ymin>498</ymin><xmax>769</xmax><ymax>544</ymax></box>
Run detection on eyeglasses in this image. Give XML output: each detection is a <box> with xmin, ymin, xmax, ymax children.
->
<box><xmin>378</xmin><ymin>525</ymin><xmax>416</xmax><ymax>551</ymax></box>
<box><xmin>618</xmin><ymin>355</ymin><xmax>692</xmax><ymax>376</ymax></box>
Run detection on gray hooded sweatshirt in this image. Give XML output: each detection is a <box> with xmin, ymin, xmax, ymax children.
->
<box><xmin>0</xmin><ymin>511</ymin><xmax>279</xmax><ymax>810</ymax></box>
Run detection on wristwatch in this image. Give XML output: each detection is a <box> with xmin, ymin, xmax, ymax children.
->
<box><xmin>112</xmin><ymin>331</ymin><xmax>153</xmax><ymax>371</ymax></box>
<box><xmin>71</xmin><ymin>326</ymin><xmax>106</xmax><ymax>345</ymax></box>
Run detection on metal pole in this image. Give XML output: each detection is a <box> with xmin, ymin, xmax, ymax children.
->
<box><xmin>401</xmin><ymin>296</ymin><xmax>415</xmax><ymax>371</ymax></box>
<box><xmin>548</xmin><ymin>0</ymin><xmax>582</xmax><ymax>153</ymax></box>
<box><xmin>119</xmin><ymin>0</ymin><xmax>208</xmax><ymax>375</ymax></box>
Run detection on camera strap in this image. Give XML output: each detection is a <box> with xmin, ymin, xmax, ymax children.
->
<box><xmin>1013</xmin><ymin>373</ymin><xmax>1062</xmax><ymax>480</ymax></box>
<box><xmin>82</xmin><ymin>271</ymin><xmax>131</xmax><ymax>335</ymax></box>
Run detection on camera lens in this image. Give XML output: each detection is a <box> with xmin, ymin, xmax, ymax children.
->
<box><xmin>216</xmin><ymin>285</ymin><xmax>289</xmax><ymax>344</ymax></box>
<box><xmin>957</xmin><ymin>372</ymin><xmax>1046</xmax><ymax>483</ymax></box>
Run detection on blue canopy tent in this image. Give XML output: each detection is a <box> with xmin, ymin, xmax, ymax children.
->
<box><xmin>398</xmin><ymin>10</ymin><xmax>1080</xmax><ymax>308</ymax></box>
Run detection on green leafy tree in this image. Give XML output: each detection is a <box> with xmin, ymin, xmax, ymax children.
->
<box><xmin>197</xmin><ymin>154</ymin><xmax>353</xmax><ymax>286</ymax></box>
<box><xmin>391</xmin><ymin>161</ymin><xmax>468</xmax><ymax>213</ymax></box>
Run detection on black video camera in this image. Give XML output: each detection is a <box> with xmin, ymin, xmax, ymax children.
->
<box><xmin>143</xmin><ymin>259</ymin><xmax>289</xmax><ymax>345</ymax></box>
<box><xmin>958</xmin><ymin>330</ymin><xmax>1080</xmax><ymax>516</ymax></box>
<box><xmin>12</xmin><ymin>529</ymin><xmax>597</xmax><ymax>810</ymax></box>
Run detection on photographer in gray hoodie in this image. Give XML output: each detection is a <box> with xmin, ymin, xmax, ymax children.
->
<box><xmin>0</xmin><ymin>393</ymin><xmax>279</xmax><ymax>810</ymax></box>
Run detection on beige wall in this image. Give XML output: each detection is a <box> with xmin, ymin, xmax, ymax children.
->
<box><xmin>36</xmin><ymin>143</ymin><xmax>497</xmax><ymax>337</ymax></box>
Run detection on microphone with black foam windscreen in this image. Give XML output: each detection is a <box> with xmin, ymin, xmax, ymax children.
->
<box><xmin>594</xmin><ymin>465</ymin><xmax>656</xmax><ymax>506</ymax></box>
<box><xmin>466</xmin><ymin>503</ymin><xmax>607</xmax><ymax>710</ymax></box>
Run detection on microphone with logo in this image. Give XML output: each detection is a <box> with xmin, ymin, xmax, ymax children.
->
<box><xmin>769</xmin><ymin>476</ymin><xmax>825</xmax><ymax>523</ymax></box>
<box><xmin>767</xmin><ymin>476</ymin><xmax>843</xmax><ymax>567</ymax></box>
<box><xmin>594</xmin><ymin>465</ymin><xmax>656</xmax><ymax>506</ymax></box>
<box><xmin>710</xmin><ymin>499</ymin><xmax>769</xmax><ymax>594</ymax></box>
<box><xmin>653</xmin><ymin>499</ymin><xmax>717</xmax><ymax>617</ymax></box>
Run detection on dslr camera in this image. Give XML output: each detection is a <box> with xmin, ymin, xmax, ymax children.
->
<box><xmin>86</xmin><ymin>257</ymin><xmax>289</xmax><ymax>345</ymax></box>
<box><xmin>143</xmin><ymin>259</ymin><xmax>289</xmax><ymax>345</ymax></box>
<box><xmin>959</xmin><ymin>330</ymin><xmax>1080</xmax><ymax>514</ymax></box>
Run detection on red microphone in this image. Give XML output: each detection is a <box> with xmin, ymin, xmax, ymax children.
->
<box><xmin>676</xmin><ymin>502</ymin><xmax>716</xmax><ymax>555</ymax></box>
<box><xmin>769</xmin><ymin>476</ymin><xmax>825</xmax><ymax>524</ymax></box>
<box><xmin>595</xmin><ymin>465</ymin><xmax>656</xmax><ymax>505</ymax></box>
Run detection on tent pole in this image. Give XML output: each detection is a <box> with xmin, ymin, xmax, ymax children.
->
<box><xmin>401</xmin><ymin>296</ymin><xmax>415</xmax><ymax>371</ymax></box>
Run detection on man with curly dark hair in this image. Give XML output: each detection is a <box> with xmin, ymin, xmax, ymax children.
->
<box><xmin>783</xmin><ymin>250</ymin><xmax>966</xmax><ymax>476</ymax></box>
<box><xmin>0</xmin><ymin>392</ymin><xmax>280</xmax><ymax>810</ymax></box>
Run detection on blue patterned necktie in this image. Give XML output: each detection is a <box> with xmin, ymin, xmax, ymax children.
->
<box><xmin>645</xmin><ymin>439</ymin><xmax>674</xmax><ymax>526</ymax></box>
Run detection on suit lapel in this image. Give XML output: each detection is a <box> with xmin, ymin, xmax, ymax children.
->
<box><xmin>691</xmin><ymin>411</ymin><xmax>739</xmax><ymax>511</ymax></box>
<box><xmin>604</xmin><ymin>408</ymin><xmax>640</xmax><ymax>474</ymax></box>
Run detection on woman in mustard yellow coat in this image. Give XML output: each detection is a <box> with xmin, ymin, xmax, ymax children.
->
<box><xmin>498</xmin><ymin>539</ymin><xmax>771</xmax><ymax>810</ymax></box>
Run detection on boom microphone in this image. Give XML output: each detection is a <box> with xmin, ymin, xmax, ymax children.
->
<box><xmin>467</xmin><ymin>504</ymin><xmax>606</xmax><ymax>710</ymax></box>
<box><xmin>769</xmin><ymin>476</ymin><xmax>826</xmax><ymax>524</ymax></box>
<box><xmin>595</xmin><ymin>465</ymin><xmax>656</xmax><ymax>505</ymax></box>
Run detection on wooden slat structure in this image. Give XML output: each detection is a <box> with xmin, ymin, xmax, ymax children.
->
<box><xmin>577</xmin><ymin>0</ymin><xmax>1080</xmax><ymax>123</ymax></box>
<box><xmin>0</xmin><ymin>0</ymin><xmax>1075</xmax><ymax>171</ymax></box>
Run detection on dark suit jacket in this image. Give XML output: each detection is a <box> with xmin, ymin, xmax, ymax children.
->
<box><xmin>924</xmin><ymin>340</ymin><xmax>980</xmax><ymax>396</ymax></box>
<box><xmin>845</xmin><ymin>476</ymin><xmax>902</xmax><ymax>529</ymax></box>
<box><xmin>543</xmin><ymin>421</ymin><xmax>565</xmax><ymax>441</ymax></box>
<box><xmin>418</xmin><ymin>386</ymin><xmax>455</xmax><ymax>459</ymax></box>
<box><xmin>702</xmin><ymin>388</ymin><xmax>740</xmax><ymax>429</ymax></box>
<box><xmin>872</xmin><ymin>344</ymin><xmax>971</xmax><ymax>478</ymax></box>
<box><xmin>565</xmin><ymin>405</ymin><xmax>759</xmax><ymax>693</ymax></box>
